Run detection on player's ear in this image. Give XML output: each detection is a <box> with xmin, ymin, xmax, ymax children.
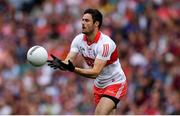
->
<box><xmin>94</xmin><ymin>21</ymin><xmax>99</xmax><ymax>27</ymax></box>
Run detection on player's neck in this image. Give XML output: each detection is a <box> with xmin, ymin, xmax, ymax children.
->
<box><xmin>86</xmin><ymin>29</ymin><xmax>99</xmax><ymax>42</ymax></box>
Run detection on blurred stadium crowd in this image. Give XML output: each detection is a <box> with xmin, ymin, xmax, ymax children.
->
<box><xmin>0</xmin><ymin>0</ymin><xmax>179</xmax><ymax>115</ymax></box>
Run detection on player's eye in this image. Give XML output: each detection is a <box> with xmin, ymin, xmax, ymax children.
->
<box><xmin>82</xmin><ymin>19</ymin><xmax>89</xmax><ymax>22</ymax></box>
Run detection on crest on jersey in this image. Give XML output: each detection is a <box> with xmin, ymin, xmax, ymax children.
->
<box><xmin>80</xmin><ymin>46</ymin><xmax>85</xmax><ymax>52</ymax></box>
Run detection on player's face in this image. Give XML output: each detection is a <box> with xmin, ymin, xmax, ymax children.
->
<box><xmin>81</xmin><ymin>13</ymin><xmax>95</xmax><ymax>35</ymax></box>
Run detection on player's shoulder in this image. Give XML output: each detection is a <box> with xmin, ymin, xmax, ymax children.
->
<box><xmin>100</xmin><ymin>32</ymin><xmax>115</xmax><ymax>44</ymax></box>
<box><xmin>74</xmin><ymin>33</ymin><xmax>84</xmax><ymax>39</ymax></box>
<box><xmin>72</xmin><ymin>33</ymin><xmax>84</xmax><ymax>43</ymax></box>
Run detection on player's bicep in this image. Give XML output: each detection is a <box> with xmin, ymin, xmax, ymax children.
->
<box><xmin>67</xmin><ymin>35</ymin><xmax>81</xmax><ymax>62</ymax></box>
<box><xmin>70</xmin><ymin>36</ymin><xmax>80</xmax><ymax>53</ymax></box>
<box><xmin>64</xmin><ymin>51</ymin><xmax>78</xmax><ymax>62</ymax></box>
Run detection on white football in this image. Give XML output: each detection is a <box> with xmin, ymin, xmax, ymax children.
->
<box><xmin>27</xmin><ymin>45</ymin><xmax>48</xmax><ymax>67</ymax></box>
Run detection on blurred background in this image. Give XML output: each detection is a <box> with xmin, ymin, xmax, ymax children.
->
<box><xmin>0</xmin><ymin>0</ymin><xmax>179</xmax><ymax>115</ymax></box>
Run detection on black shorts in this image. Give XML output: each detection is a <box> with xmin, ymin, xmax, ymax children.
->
<box><xmin>102</xmin><ymin>94</ymin><xmax>120</xmax><ymax>109</ymax></box>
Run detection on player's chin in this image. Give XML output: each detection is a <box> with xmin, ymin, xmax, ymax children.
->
<box><xmin>82</xmin><ymin>30</ymin><xmax>88</xmax><ymax>34</ymax></box>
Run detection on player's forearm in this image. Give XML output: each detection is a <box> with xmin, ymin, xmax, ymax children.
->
<box><xmin>64</xmin><ymin>52</ymin><xmax>77</xmax><ymax>63</ymax></box>
<box><xmin>64</xmin><ymin>56</ymin><xmax>73</xmax><ymax>63</ymax></box>
<box><xmin>74</xmin><ymin>67</ymin><xmax>99</xmax><ymax>79</ymax></box>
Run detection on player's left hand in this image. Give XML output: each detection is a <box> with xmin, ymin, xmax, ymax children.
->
<box><xmin>64</xmin><ymin>60</ymin><xmax>75</xmax><ymax>72</ymax></box>
<box><xmin>47</xmin><ymin>54</ymin><xmax>67</xmax><ymax>70</ymax></box>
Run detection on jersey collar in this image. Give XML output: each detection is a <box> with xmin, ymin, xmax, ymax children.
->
<box><xmin>83</xmin><ymin>31</ymin><xmax>101</xmax><ymax>46</ymax></box>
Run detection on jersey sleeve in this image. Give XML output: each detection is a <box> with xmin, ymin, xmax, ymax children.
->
<box><xmin>70</xmin><ymin>35</ymin><xmax>81</xmax><ymax>53</ymax></box>
<box><xmin>96</xmin><ymin>42</ymin><xmax>116</xmax><ymax>61</ymax></box>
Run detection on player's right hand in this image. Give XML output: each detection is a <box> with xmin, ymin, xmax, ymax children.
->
<box><xmin>47</xmin><ymin>54</ymin><xmax>67</xmax><ymax>71</ymax></box>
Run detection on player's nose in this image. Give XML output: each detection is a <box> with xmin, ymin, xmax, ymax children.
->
<box><xmin>82</xmin><ymin>24</ymin><xmax>86</xmax><ymax>28</ymax></box>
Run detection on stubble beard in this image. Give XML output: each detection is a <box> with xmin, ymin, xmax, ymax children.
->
<box><xmin>82</xmin><ymin>28</ymin><xmax>94</xmax><ymax>36</ymax></box>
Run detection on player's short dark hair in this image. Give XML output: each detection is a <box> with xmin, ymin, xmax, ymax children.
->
<box><xmin>83</xmin><ymin>8</ymin><xmax>103</xmax><ymax>29</ymax></box>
